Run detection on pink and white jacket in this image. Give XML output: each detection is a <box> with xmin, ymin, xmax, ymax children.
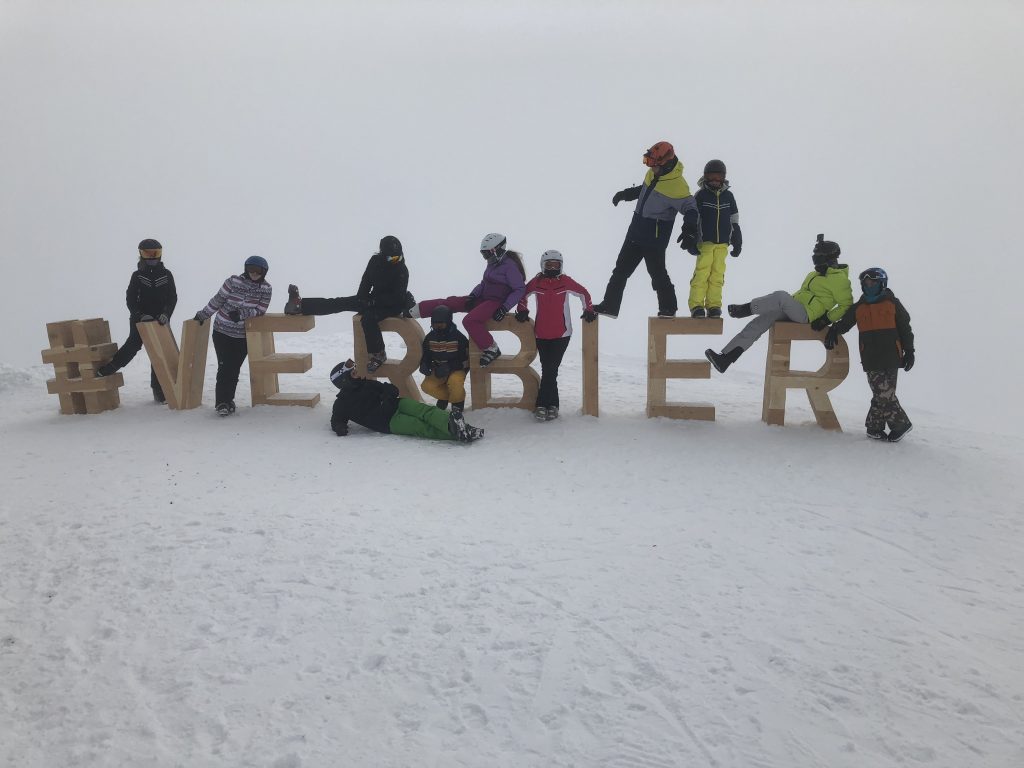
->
<box><xmin>517</xmin><ymin>274</ymin><xmax>594</xmax><ymax>340</ymax></box>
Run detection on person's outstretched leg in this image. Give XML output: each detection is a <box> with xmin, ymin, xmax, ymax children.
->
<box><xmin>99</xmin><ymin>323</ymin><xmax>144</xmax><ymax>375</ymax></box>
<box><xmin>644</xmin><ymin>246</ymin><xmax>677</xmax><ymax>316</ymax></box>
<box><xmin>389</xmin><ymin>398</ymin><xmax>454</xmax><ymax>440</ymax></box>
<box><xmin>299</xmin><ymin>296</ymin><xmax>363</xmax><ymax>316</ymax></box>
<box><xmin>596</xmin><ymin>239</ymin><xmax>644</xmax><ymax>316</ymax></box>
<box><xmin>416</xmin><ymin>296</ymin><xmax>470</xmax><ymax>319</ymax></box>
<box><xmin>723</xmin><ymin>290</ymin><xmax>807</xmax><ymax>353</ymax></box>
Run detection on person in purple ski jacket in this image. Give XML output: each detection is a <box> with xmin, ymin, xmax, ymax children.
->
<box><xmin>408</xmin><ymin>233</ymin><xmax>527</xmax><ymax>367</ymax></box>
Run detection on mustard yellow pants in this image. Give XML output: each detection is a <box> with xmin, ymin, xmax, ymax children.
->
<box><xmin>688</xmin><ymin>242</ymin><xmax>729</xmax><ymax>310</ymax></box>
<box><xmin>421</xmin><ymin>369</ymin><xmax>467</xmax><ymax>403</ymax></box>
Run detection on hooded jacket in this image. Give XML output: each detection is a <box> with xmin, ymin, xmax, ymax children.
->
<box><xmin>792</xmin><ymin>265</ymin><xmax>854</xmax><ymax>324</ymax></box>
<box><xmin>357</xmin><ymin>253</ymin><xmax>410</xmax><ymax>309</ymax></box>
<box><xmin>469</xmin><ymin>256</ymin><xmax>527</xmax><ymax>311</ymax></box>
<box><xmin>694</xmin><ymin>181</ymin><xmax>739</xmax><ymax>245</ymax></box>
<box><xmin>330</xmin><ymin>376</ymin><xmax>401</xmax><ymax>435</ymax></box>
<box><xmin>833</xmin><ymin>289</ymin><xmax>914</xmax><ymax>371</ymax></box>
<box><xmin>126</xmin><ymin>261</ymin><xmax>177</xmax><ymax>321</ymax></box>
<box><xmin>616</xmin><ymin>157</ymin><xmax>699</xmax><ymax>246</ymax></box>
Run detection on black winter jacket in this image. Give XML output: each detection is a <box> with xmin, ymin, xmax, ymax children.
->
<box><xmin>833</xmin><ymin>290</ymin><xmax>914</xmax><ymax>371</ymax></box>
<box><xmin>357</xmin><ymin>254</ymin><xmax>410</xmax><ymax>310</ymax></box>
<box><xmin>330</xmin><ymin>377</ymin><xmax>401</xmax><ymax>435</ymax></box>
<box><xmin>695</xmin><ymin>186</ymin><xmax>739</xmax><ymax>245</ymax></box>
<box><xmin>419</xmin><ymin>327</ymin><xmax>470</xmax><ymax>378</ymax></box>
<box><xmin>126</xmin><ymin>261</ymin><xmax>177</xmax><ymax>321</ymax></box>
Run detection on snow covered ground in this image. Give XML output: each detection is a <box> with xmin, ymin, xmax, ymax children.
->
<box><xmin>3</xmin><ymin>325</ymin><xmax>1023</xmax><ymax>768</ymax></box>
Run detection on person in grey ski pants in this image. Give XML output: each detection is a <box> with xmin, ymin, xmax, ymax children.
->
<box><xmin>724</xmin><ymin>291</ymin><xmax>808</xmax><ymax>353</ymax></box>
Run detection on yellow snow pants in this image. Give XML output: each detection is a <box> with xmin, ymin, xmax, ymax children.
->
<box><xmin>688</xmin><ymin>241</ymin><xmax>729</xmax><ymax>310</ymax></box>
<box><xmin>421</xmin><ymin>369</ymin><xmax>467</xmax><ymax>403</ymax></box>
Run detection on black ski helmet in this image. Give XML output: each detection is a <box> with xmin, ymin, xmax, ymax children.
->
<box><xmin>703</xmin><ymin>159</ymin><xmax>727</xmax><ymax>176</ymax></box>
<box><xmin>859</xmin><ymin>266</ymin><xmax>888</xmax><ymax>293</ymax></box>
<box><xmin>245</xmin><ymin>255</ymin><xmax>269</xmax><ymax>276</ymax></box>
<box><xmin>330</xmin><ymin>360</ymin><xmax>355</xmax><ymax>388</ymax></box>
<box><xmin>138</xmin><ymin>238</ymin><xmax>162</xmax><ymax>250</ymax></box>
<box><xmin>379</xmin><ymin>235</ymin><xmax>403</xmax><ymax>260</ymax></box>
<box><xmin>430</xmin><ymin>305</ymin><xmax>453</xmax><ymax>327</ymax></box>
<box><xmin>812</xmin><ymin>234</ymin><xmax>841</xmax><ymax>267</ymax></box>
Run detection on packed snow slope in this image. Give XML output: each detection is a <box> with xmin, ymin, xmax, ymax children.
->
<box><xmin>2</xmin><ymin>325</ymin><xmax>1022</xmax><ymax>768</ymax></box>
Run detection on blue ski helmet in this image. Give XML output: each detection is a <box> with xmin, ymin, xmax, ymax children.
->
<box><xmin>244</xmin><ymin>255</ymin><xmax>269</xmax><ymax>276</ymax></box>
<box><xmin>859</xmin><ymin>266</ymin><xmax>888</xmax><ymax>300</ymax></box>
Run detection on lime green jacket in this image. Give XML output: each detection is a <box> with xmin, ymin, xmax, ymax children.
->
<box><xmin>792</xmin><ymin>266</ymin><xmax>854</xmax><ymax>323</ymax></box>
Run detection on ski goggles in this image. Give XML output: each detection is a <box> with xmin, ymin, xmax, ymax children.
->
<box><xmin>140</xmin><ymin>249</ymin><xmax>162</xmax><ymax>260</ymax></box>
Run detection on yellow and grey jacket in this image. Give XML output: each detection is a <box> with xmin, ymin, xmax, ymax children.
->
<box><xmin>617</xmin><ymin>158</ymin><xmax>698</xmax><ymax>246</ymax></box>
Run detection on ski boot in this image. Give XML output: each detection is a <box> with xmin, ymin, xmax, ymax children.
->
<box><xmin>366</xmin><ymin>351</ymin><xmax>387</xmax><ymax>373</ymax></box>
<box><xmin>284</xmin><ymin>284</ymin><xmax>302</xmax><ymax>315</ymax></box>
<box><xmin>545</xmin><ymin>406</ymin><xmax>559</xmax><ymax>420</ymax></box>
<box><xmin>478</xmin><ymin>345</ymin><xmax>501</xmax><ymax>367</ymax></box>
<box><xmin>690</xmin><ymin>307</ymin><xmax>706</xmax><ymax>318</ymax></box>
<box><xmin>728</xmin><ymin>303</ymin><xmax>752</xmax><ymax>318</ymax></box>
<box><xmin>533</xmin><ymin>406</ymin><xmax>548</xmax><ymax>421</ymax></box>
<box><xmin>705</xmin><ymin>347</ymin><xmax>743</xmax><ymax>374</ymax></box>
<box><xmin>707</xmin><ymin>307</ymin><xmax>722</xmax><ymax>318</ymax></box>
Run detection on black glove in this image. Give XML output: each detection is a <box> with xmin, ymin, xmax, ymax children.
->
<box><xmin>810</xmin><ymin>315</ymin><xmax>830</xmax><ymax>331</ymax></box>
<box><xmin>464</xmin><ymin>295</ymin><xmax>477</xmax><ymax>310</ymax></box>
<box><xmin>434</xmin><ymin>362</ymin><xmax>451</xmax><ymax>379</ymax></box>
<box><xmin>612</xmin><ymin>191</ymin><xmax>628</xmax><ymax>206</ymax></box>
<box><xmin>730</xmin><ymin>224</ymin><xmax>742</xmax><ymax>258</ymax></box>
<box><xmin>687</xmin><ymin>245</ymin><xmax>700</xmax><ymax>256</ymax></box>
<box><xmin>334</xmin><ymin>423</ymin><xmax>349</xmax><ymax>436</ymax></box>
<box><xmin>823</xmin><ymin>325</ymin><xmax>840</xmax><ymax>350</ymax></box>
<box><xmin>362</xmin><ymin>297</ymin><xmax>376</xmax><ymax>309</ymax></box>
<box><xmin>677</xmin><ymin>229</ymin><xmax>700</xmax><ymax>252</ymax></box>
<box><xmin>903</xmin><ymin>350</ymin><xmax>915</xmax><ymax>372</ymax></box>
<box><xmin>157</xmin><ymin>313</ymin><xmax>169</xmax><ymax>325</ymax></box>
<box><xmin>193</xmin><ymin>311</ymin><xmax>206</xmax><ymax>325</ymax></box>
<box><xmin>581</xmin><ymin>309</ymin><xmax>597</xmax><ymax>322</ymax></box>
<box><xmin>514</xmin><ymin>310</ymin><xmax>530</xmax><ymax>323</ymax></box>
<box><xmin>139</xmin><ymin>314</ymin><xmax>155</xmax><ymax>322</ymax></box>
<box><xmin>492</xmin><ymin>306</ymin><xmax>507</xmax><ymax>322</ymax></box>
<box><xmin>228</xmin><ymin>310</ymin><xmax>242</xmax><ymax>322</ymax></box>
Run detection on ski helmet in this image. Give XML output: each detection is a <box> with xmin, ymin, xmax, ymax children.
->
<box><xmin>703</xmin><ymin>159</ymin><xmax>727</xmax><ymax>177</ymax></box>
<box><xmin>379</xmin><ymin>235</ymin><xmax>403</xmax><ymax>262</ymax></box>
<box><xmin>812</xmin><ymin>234</ymin><xmax>841</xmax><ymax>268</ymax></box>
<box><xmin>480</xmin><ymin>233</ymin><xmax>507</xmax><ymax>262</ymax></box>
<box><xmin>859</xmin><ymin>266</ymin><xmax>888</xmax><ymax>299</ymax></box>
<box><xmin>540</xmin><ymin>249</ymin><xmax>563</xmax><ymax>276</ymax></box>
<box><xmin>138</xmin><ymin>238</ymin><xmax>162</xmax><ymax>262</ymax></box>
<box><xmin>330</xmin><ymin>359</ymin><xmax>355</xmax><ymax>388</ymax></box>
<box><xmin>643</xmin><ymin>141</ymin><xmax>675</xmax><ymax>168</ymax></box>
<box><xmin>244</xmin><ymin>255</ymin><xmax>269</xmax><ymax>276</ymax></box>
<box><xmin>430</xmin><ymin>305</ymin><xmax>453</xmax><ymax>328</ymax></box>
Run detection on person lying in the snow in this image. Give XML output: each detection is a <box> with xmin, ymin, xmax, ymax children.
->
<box><xmin>329</xmin><ymin>359</ymin><xmax>483</xmax><ymax>442</ymax></box>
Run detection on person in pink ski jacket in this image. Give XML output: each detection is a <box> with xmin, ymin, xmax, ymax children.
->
<box><xmin>515</xmin><ymin>250</ymin><xmax>596</xmax><ymax>421</ymax></box>
<box><xmin>409</xmin><ymin>233</ymin><xmax>526</xmax><ymax>367</ymax></box>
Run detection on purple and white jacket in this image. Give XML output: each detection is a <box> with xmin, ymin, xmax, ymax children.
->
<box><xmin>197</xmin><ymin>273</ymin><xmax>272</xmax><ymax>339</ymax></box>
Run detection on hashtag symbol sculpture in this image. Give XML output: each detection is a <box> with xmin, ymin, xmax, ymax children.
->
<box><xmin>41</xmin><ymin>319</ymin><xmax>124</xmax><ymax>414</ymax></box>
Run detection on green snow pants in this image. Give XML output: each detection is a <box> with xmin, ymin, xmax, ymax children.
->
<box><xmin>387</xmin><ymin>398</ymin><xmax>454</xmax><ymax>441</ymax></box>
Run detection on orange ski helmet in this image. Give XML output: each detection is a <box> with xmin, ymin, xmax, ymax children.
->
<box><xmin>643</xmin><ymin>141</ymin><xmax>675</xmax><ymax>168</ymax></box>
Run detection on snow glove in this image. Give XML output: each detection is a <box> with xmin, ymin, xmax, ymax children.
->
<box><xmin>158</xmin><ymin>314</ymin><xmax>169</xmax><ymax>325</ymax></box>
<box><xmin>730</xmin><ymin>224</ymin><xmax>743</xmax><ymax>258</ymax></box>
<box><xmin>139</xmin><ymin>314</ymin><xmax>155</xmax><ymax>322</ymax></box>
<box><xmin>464</xmin><ymin>295</ymin><xmax>477</xmax><ymax>310</ymax></box>
<box><xmin>823</xmin><ymin>325</ymin><xmax>841</xmax><ymax>350</ymax></box>
<box><xmin>810</xmin><ymin>315</ymin><xmax>831</xmax><ymax>331</ymax></box>
<box><xmin>581</xmin><ymin>309</ymin><xmax>598</xmax><ymax>322</ymax></box>
<box><xmin>903</xmin><ymin>350</ymin><xmax>915</xmax><ymax>372</ymax></box>
<box><xmin>492</xmin><ymin>306</ymin><xmax>508</xmax><ymax>322</ymax></box>
<box><xmin>228</xmin><ymin>310</ymin><xmax>242</xmax><ymax>322</ymax></box>
<box><xmin>514</xmin><ymin>310</ymin><xmax>530</xmax><ymax>323</ymax></box>
<box><xmin>193</xmin><ymin>312</ymin><xmax>206</xmax><ymax>325</ymax></box>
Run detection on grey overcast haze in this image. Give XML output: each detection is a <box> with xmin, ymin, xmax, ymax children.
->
<box><xmin>1</xmin><ymin>0</ymin><xmax>1022</xmax><ymax>435</ymax></box>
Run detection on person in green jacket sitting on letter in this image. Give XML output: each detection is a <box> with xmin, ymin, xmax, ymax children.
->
<box><xmin>705</xmin><ymin>234</ymin><xmax>853</xmax><ymax>373</ymax></box>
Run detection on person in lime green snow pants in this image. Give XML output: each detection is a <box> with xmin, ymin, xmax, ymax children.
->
<box><xmin>328</xmin><ymin>360</ymin><xmax>483</xmax><ymax>442</ymax></box>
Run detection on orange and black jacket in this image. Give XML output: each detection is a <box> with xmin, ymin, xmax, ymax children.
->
<box><xmin>833</xmin><ymin>289</ymin><xmax>914</xmax><ymax>371</ymax></box>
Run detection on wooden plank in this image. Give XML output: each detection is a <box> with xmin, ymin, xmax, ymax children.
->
<box><xmin>41</xmin><ymin>343</ymin><xmax>118</xmax><ymax>364</ymax></box>
<box><xmin>650</xmin><ymin>360</ymin><xmax>711</xmax><ymax>379</ymax></box>
<box><xmin>761</xmin><ymin>325</ymin><xmax>849</xmax><ymax>430</ymax></box>
<box><xmin>647</xmin><ymin>316</ymin><xmax>724</xmax><ymax>334</ymax></box>
<box><xmin>581</xmin><ymin>314</ymin><xmax>599</xmax><ymax>417</ymax></box>
<box><xmin>648</xmin><ymin>403</ymin><xmax>716</xmax><ymax>421</ymax></box>
<box><xmin>47</xmin><ymin>373</ymin><xmax>124</xmax><ymax>395</ymax></box>
<box><xmin>466</xmin><ymin>317</ymin><xmax>539</xmax><ymax>410</ymax></box>
<box><xmin>249</xmin><ymin>352</ymin><xmax>313</xmax><ymax>374</ymax></box>
<box><xmin>261</xmin><ymin>392</ymin><xmax>320</xmax><ymax>407</ymax></box>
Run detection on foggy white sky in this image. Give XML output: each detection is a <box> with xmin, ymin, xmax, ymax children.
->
<box><xmin>2</xmin><ymin>0</ymin><xmax>1022</xmax><ymax>434</ymax></box>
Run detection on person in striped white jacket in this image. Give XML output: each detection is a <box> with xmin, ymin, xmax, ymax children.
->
<box><xmin>193</xmin><ymin>256</ymin><xmax>272</xmax><ymax>416</ymax></box>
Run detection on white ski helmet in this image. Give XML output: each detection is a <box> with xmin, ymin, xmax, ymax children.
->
<box><xmin>480</xmin><ymin>232</ymin><xmax>507</xmax><ymax>261</ymax></box>
<box><xmin>540</xmin><ymin>250</ymin><xmax>563</xmax><ymax>274</ymax></box>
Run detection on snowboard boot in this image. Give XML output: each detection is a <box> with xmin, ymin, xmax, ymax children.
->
<box><xmin>215</xmin><ymin>402</ymin><xmax>232</xmax><ymax>417</ymax></box>
<box><xmin>866</xmin><ymin>429</ymin><xmax>887</xmax><ymax>440</ymax></box>
<box><xmin>464</xmin><ymin>425</ymin><xmax>485</xmax><ymax>442</ymax></box>
<box><xmin>545</xmin><ymin>406</ymin><xmax>559</xmax><ymax>420</ymax></box>
<box><xmin>478</xmin><ymin>345</ymin><xmax>501</xmax><ymax>367</ymax></box>
<box><xmin>887</xmin><ymin>423</ymin><xmax>913</xmax><ymax>443</ymax></box>
<box><xmin>436</xmin><ymin>399</ymin><xmax>449</xmax><ymax>411</ymax></box>
<box><xmin>533</xmin><ymin>406</ymin><xmax>548</xmax><ymax>421</ymax></box>
<box><xmin>593</xmin><ymin>303</ymin><xmax>618</xmax><ymax>319</ymax></box>
<box><xmin>657</xmin><ymin>310</ymin><xmax>676</xmax><ymax>318</ymax></box>
<box><xmin>707</xmin><ymin>307</ymin><xmax>722</xmax><ymax>318</ymax></box>
<box><xmin>228</xmin><ymin>401</ymin><xmax>236</xmax><ymax>414</ymax></box>
<box><xmin>690</xmin><ymin>307</ymin><xmax>706</xmax><ymax>318</ymax></box>
<box><xmin>728</xmin><ymin>302</ymin><xmax>752</xmax><ymax>318</ymax></box>
<box><xmin>284</xmin><ymin>284</ymin><xmax>302</xmax><ymax>315</ymax></box>
<box><xmin>448</xmin><ymin>409</ymin><xmax>469</xmax><ymax>442</ymax></box>
<box><xmin>705</xmin><ymin>347</ymin><xmax>743</xmax><ymax>374</ymax></box>
<box><xmin>366</xmin><ymin>351</ymin><xmax>387</xmax><ymax>373</ymax></box>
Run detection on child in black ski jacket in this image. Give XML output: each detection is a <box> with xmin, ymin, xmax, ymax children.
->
<box><xmin>825</xmin><ymin>267</ymin><xmax>915</xmax><ymax>442</ymax></box>
<box><xmin>419</xmin><ymin>305</ymin><xmax>470</xmax><ymax>414</ymax></box>
<box><xmin>96</xmin><ymin>238</ymin><xmax>177</xmax><ymax>402</ymax></box>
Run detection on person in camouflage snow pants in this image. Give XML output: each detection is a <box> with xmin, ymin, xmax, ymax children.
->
<box><xmin>866</xmin><ymin>369</ymin><xmax>910</xmax><ymax>434</ymax></box>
